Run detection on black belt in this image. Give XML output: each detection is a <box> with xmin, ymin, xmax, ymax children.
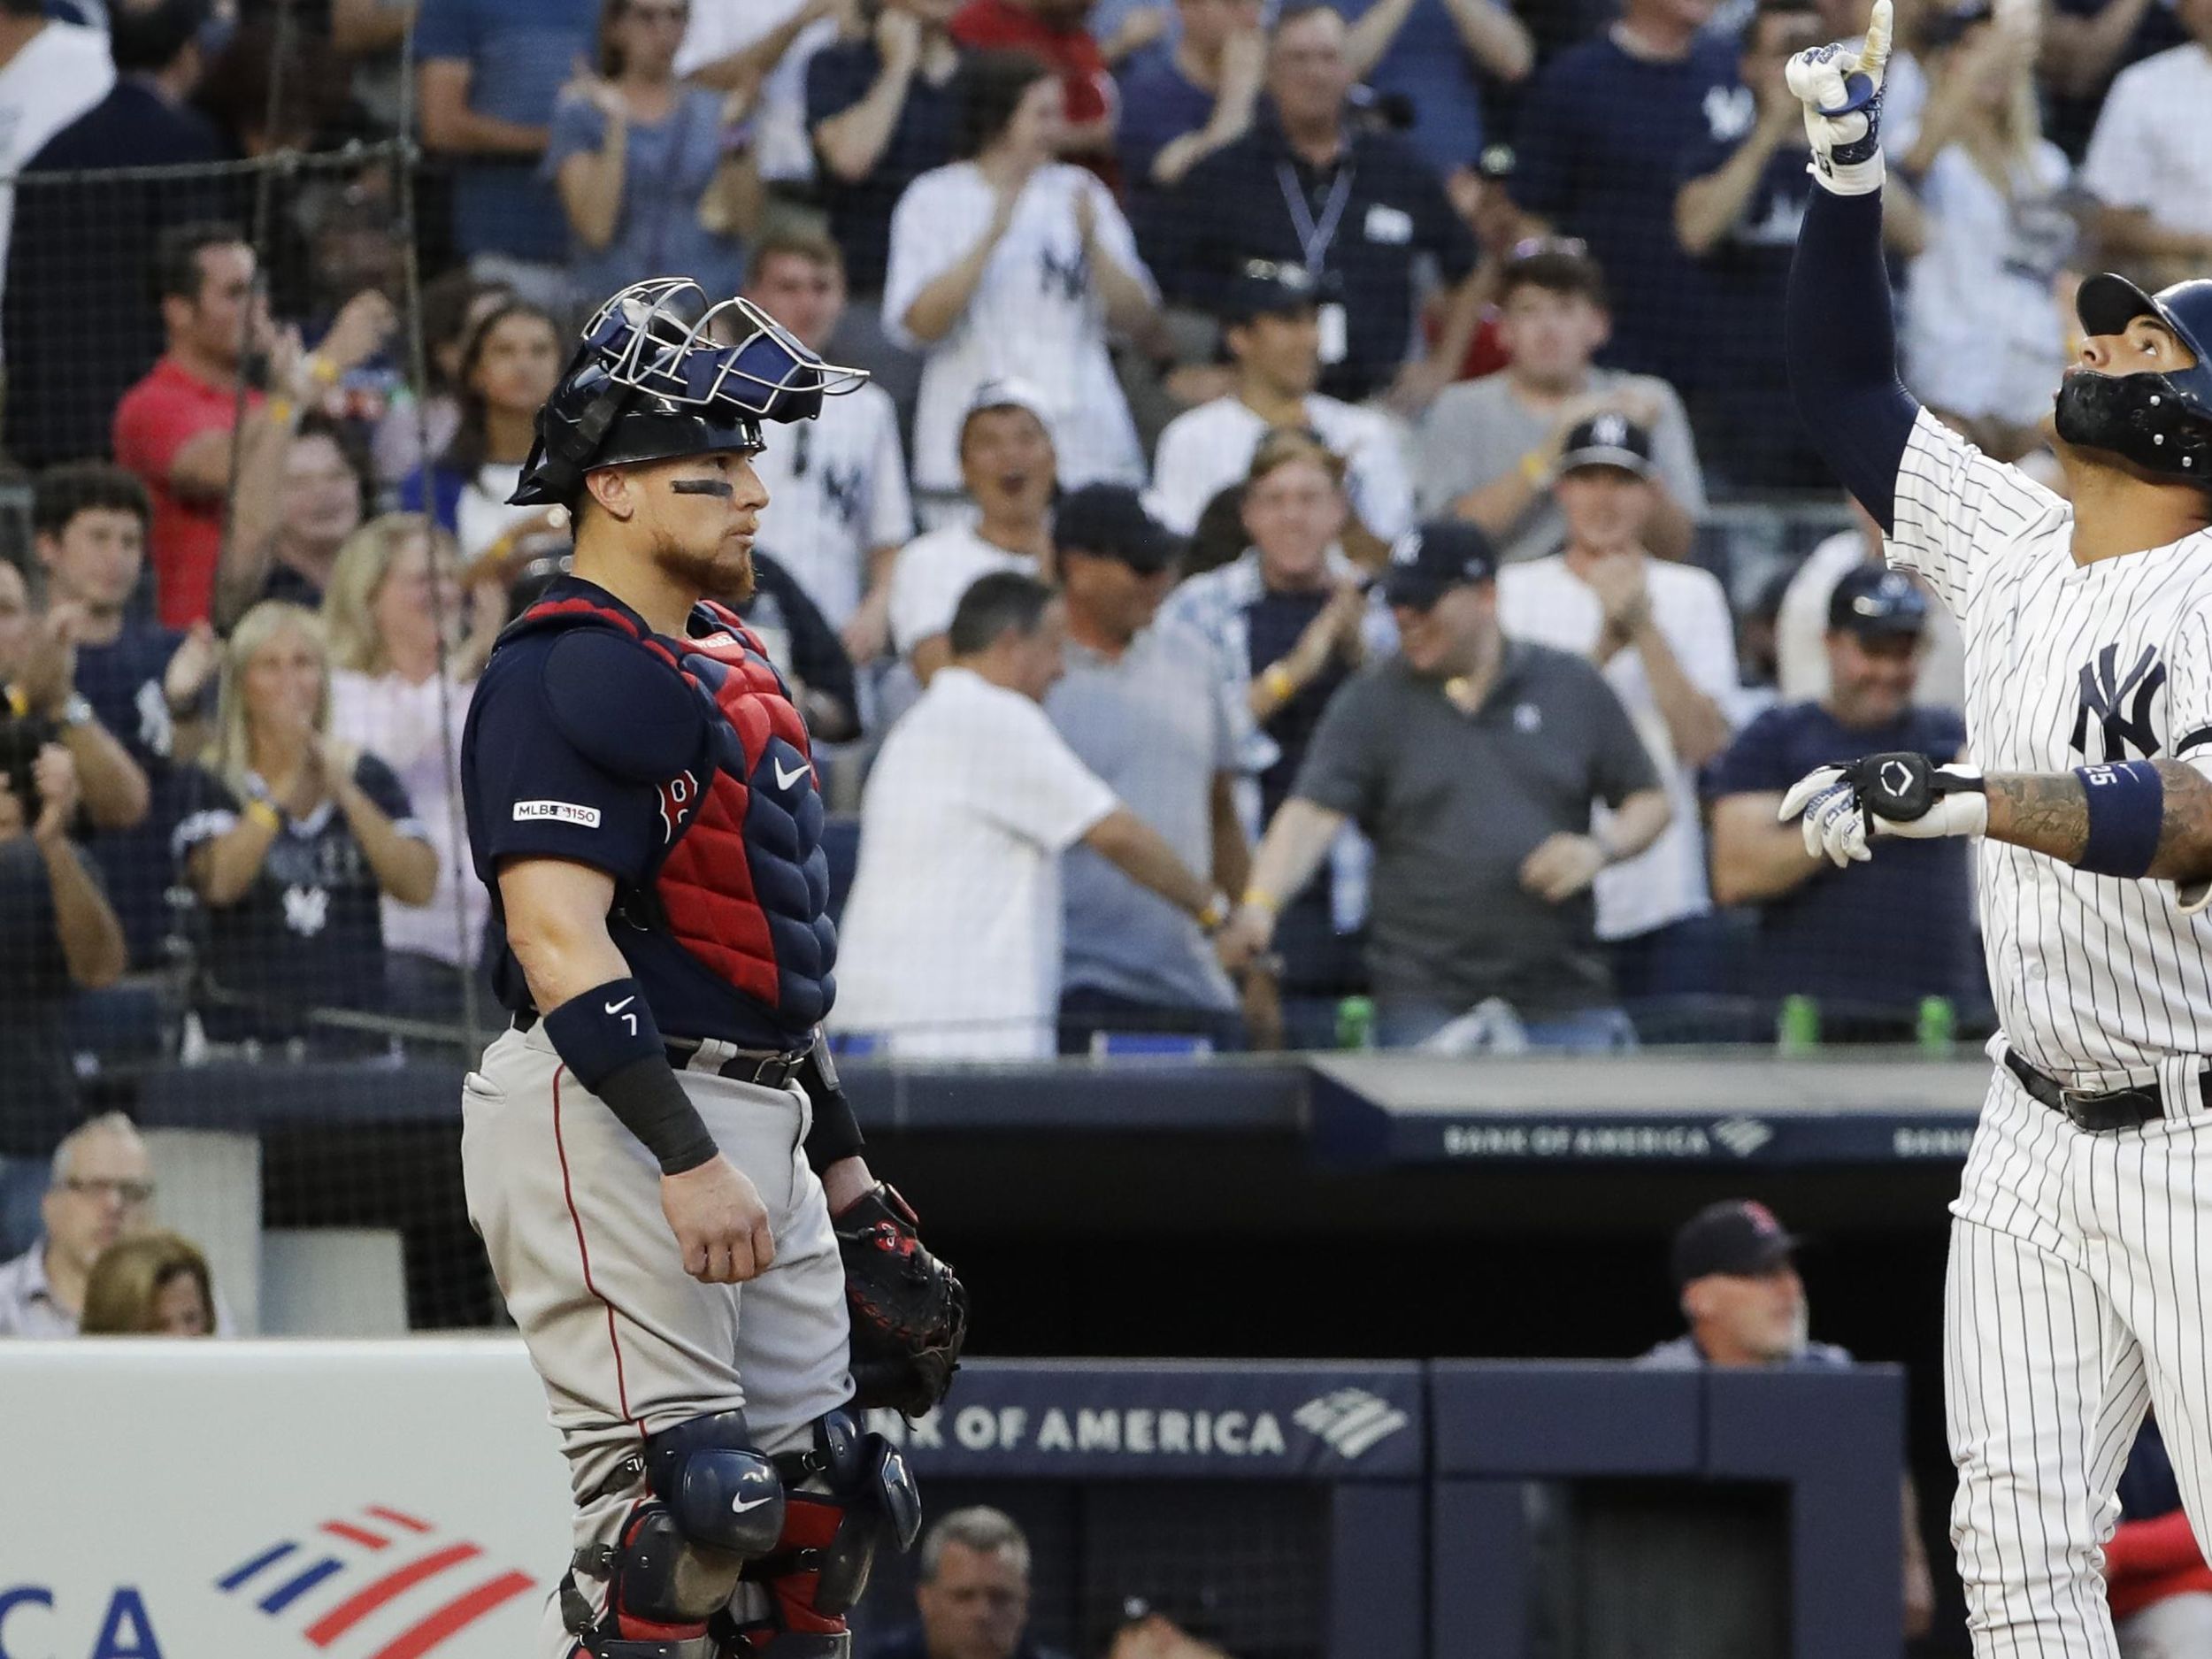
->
<box><xmin>2002</xmin><ymin>1049</ymin><xmax>2205</xmax><ymax>1133</ymax></box>
<box><xmin>511</xmin><ymin>1010</ymin><xmax>806</xmax><ymax>1089</ymax></box>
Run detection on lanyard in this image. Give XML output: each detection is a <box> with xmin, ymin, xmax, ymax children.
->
<box><xmin>1277</xmin><ymin>159</ymin><xmax>1356</xmax><ymax>273</ymax></box>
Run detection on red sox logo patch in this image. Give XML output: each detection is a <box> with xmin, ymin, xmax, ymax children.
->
<box><xmin>657</xmin><ymin>770</ymin><xmax>699</xmax><ymax>843</ymax></box>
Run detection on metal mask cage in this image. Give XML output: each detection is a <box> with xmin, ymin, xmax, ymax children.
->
<box><xmin>580</xmin><ymin>278</ymin><xmax>870</xmax><ymax>417</ymax></box>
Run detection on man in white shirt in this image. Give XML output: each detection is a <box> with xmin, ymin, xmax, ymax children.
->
<box><xmin>1148</xmin><ymin>258</ymin><xmax>1412</xmax><ymax>560</ymax></box>
<box><xmin>744</xmin><ymin>228</ymin><xmax>917</xmax><ymax>664</ymax></box>
<box><xmin>888</xmin><ymin>380</ymin><xmax>1056</xmax><ymax>683</ymax></box>
<box><xmin>1495</xmin><ymin>415</ymin><xmax>1737</xmax><ymax>1009</ymax></box>
<box><xmin>675</xmin><ymin>0</ymin><xmax>837</xmax><ymax>188</ymax></box>
<box><xmin>2079</xmin><ymin>4</ymin><xmax>2212</xmax><ymax>283</ymax></box>
<box><xmin>833</xmin><ymin>572</ymin><xmax>1235</xmax><ymax>1059</ymax></box>
<box><xmin>0</xmin><ymin>0</ymin><xmax>111</xmax><ymax>313</ymax></box>
<box><xmin>0</xmin><ymin>1113</ymin><xmax>151</xmax><ymax>1338</ymax></box>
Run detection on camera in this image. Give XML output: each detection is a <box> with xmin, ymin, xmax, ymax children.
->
<box><xmin>0</xmin><ymin>708</ymin><xmax>55</xmax><ymax>828</ymax></box>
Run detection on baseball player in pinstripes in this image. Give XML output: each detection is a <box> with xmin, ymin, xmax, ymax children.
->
<box><xmin>1777</xmin><ymin>5</ymin><xmax>2212</xmax><ymax>1652</ymax></box>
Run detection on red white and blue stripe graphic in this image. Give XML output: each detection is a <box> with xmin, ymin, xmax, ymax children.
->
<box><xmin>216</xmin><ymin>1504</ymin><xmax>535</xmax><ymax>1657</ymax></box>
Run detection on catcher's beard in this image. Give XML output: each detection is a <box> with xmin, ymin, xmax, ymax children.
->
<box><xmin>648</xmin><ymin>529</ymin><xmax>757</xmax><ymax>607</ymax></box>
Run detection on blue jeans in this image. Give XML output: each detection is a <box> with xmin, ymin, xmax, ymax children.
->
<box><xmin>1373</xmin><ymin>999</ymin><xmax>1640</xmax><ymax>1054</ymax></box>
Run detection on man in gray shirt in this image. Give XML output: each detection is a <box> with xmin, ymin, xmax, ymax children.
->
<box><xmin>1047</xmin><ymin>484</ymin><xmax>1255</xmax><ymax>1052</ymax></box>
<box><xmin>1412</xmin><ymin>245</ymin><xmax>1705</xmax><ymax>565</ymax></box>
<box><xmin>1222</xmin><ymin>521</ymin><xmax>1671</xmax><ymax>1049</ymax></box>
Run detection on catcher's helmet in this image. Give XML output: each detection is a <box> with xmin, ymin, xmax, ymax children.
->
<box><xmin>2055</xmin><ymin>273</ymin><xmax>2212</xmax><ymax>485</ymax></box>
<box><xmin>510</xmin><ymin>277</ymin><xmax>867</xmax><ymax>510</ymax></box>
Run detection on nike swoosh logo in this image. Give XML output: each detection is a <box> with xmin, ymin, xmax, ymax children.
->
<box><xmin>604</xmin><ymin>996</ymin><xmax>635</xmax><ymax>1016</ymax></box>
<box><xmin>732</xmin><ymin>1494</ymin><xmax>774</xmax><ymax>1515</ymax></box>
<box><xmin>772</xmin><ymin>758</ymin><xmax>808</xmax><ymax>790</ymax></box>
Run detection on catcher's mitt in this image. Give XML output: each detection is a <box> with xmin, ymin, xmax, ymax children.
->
<box><xmin>833</xmin><ymin>1182</ymin><xmax>967</xmax><ymax>1417</ymax></box>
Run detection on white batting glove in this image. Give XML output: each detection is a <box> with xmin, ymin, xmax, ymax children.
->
<box><xmin>1778</xmin><ymin>752</ymin><xmax>1988</xmax><ymax>868</ymax></box>
<box><xmin>1783</xmin><ymin>0</ymin><xmax>1892</xmax><ymax>196</ymax></box>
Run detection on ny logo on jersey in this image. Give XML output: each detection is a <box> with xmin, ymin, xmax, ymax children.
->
<box><xmin>2071</xmin><ymin>643</ymin><xmax>2168</xmax><ymax>761</ymax></box>
<box><xmin>820</xmin><ymin>460</ymin><xmax>866</xmax><ymax>527</ymax></box>
<box><xmin>1039</xmin><ymin>242</ymin><xmax>1088</xmax><ymax>303</ymax></box>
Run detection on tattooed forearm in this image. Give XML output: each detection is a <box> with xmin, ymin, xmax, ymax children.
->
<box><xmin>1979</xmin><ymin>764</ymin><xmax>2212</xmax><ymax>881</ymax></box>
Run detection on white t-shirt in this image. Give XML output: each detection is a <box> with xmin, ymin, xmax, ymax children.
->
<box><xmin>2081</xmin><ymin>43</ymin><xmax>2212</xmax><ymax>235</ymax></box>
<box><xmin>1494</xmin><ymin>553</ymin><xmax>1739</xmax><ymax>941</ymax></box>
<box><xmin>452</xmin><ymin>462</ymin><xmax>534</xmax><ymax>564</ymax></box>
<box><xmin>329</xmin><ymin>667</ymin><xmax>489</xmax><ymax>968</ymax></box>
<box><xmin>751</xmin><ymin>379</ymin><xmax>914</xmax><ymax>627</ymax></box>
<box><xmin>1775</xmin><ymin>529</ymin><xmax>1969</xmax><ymax>712</ymax></box>
<box><xmin>887</xmin><ymin>523</ymin><xmax>1041</xmax><ymax>657</ymax></box>
<box><xmin>675</xmin><ymin>0</ymin><xmax>832</xmax><ymax>184</ymax></box>
<box><xmin>883</xmin><ymin>161</ymin><xmax>1151</xmax><ymax>501</ymax></box>
<box><xmin>0</xmin><ymin>22</ymin><xmax>111</xmax><ymax>302</ymax></box>
<box><xmin>1148</xmin><ymin>393</ymin><xmax>1414</xmax><ymax>541</ymax></box>
<box><xmin>832</xmin><ymin>666</ymin><xmax>1119</xmax><ymax>1058</ymax></box>
<box><xmin>1902</xmin><ymin>142</ymin><xmax>2074</xmax><ymax>428</ymax></box>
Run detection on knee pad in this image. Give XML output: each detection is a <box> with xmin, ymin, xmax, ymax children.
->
<box><xmin>646</xmin><ymin>1409</ymin><xmax>788</xmax><ymax>1557</ymax></box>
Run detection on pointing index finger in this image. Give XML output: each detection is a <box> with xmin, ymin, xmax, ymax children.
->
<box><xmin>1857</xmin><ymin>0</ymin><xmax>1893</xmax><ymax>78</ymax></box>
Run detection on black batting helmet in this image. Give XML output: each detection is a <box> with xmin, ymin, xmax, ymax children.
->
<box><xmin>2055</xmin><ymin>273</ymin><xmax>2212</xmax><ymax>485</ymax></box>
<box><xmin>510</xmin><ymin>277</ymin><xmax>867</xmax><ymax>510</ymax></box>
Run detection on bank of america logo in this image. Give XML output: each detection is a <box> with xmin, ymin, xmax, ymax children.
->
<box><xmin>1294</xmin><ymin>1388</ymin><xmax>1410</xmax><ymax>1459</ymax></box>
<box><xmin>216</xmin><ymin>1504</ymin><xmax>534</xmax><ymax>1656</ymax></box>
<box><xmin>1713</xmin><ymin>1118</ymin><xmax>1776</xmax><ymax>1158</ymax></box>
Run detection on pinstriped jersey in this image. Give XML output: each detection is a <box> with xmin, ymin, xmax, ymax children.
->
<box><xmin>1890</xmin><ymin>410</ymin><xmax>2212</xmax><ymax>1088</ymax></box>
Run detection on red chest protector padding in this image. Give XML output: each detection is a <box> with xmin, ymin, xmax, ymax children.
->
<box><xmin>515</xmin><ymin>595</ymin><xmax>836</xmax><ymax>1032</ymax></box>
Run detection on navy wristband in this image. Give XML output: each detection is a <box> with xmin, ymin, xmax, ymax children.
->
<box><xmin>543</xmin><ymin>979</ymin><xmax>717</xmax><ymax>1174</ymax></box>
<box><xmin>2077</xmin><ymin>761</ymin><xmax>2164</xmax><ymax>879</ymax></box>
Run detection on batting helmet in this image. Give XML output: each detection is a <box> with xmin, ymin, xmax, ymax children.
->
<box><xmin>510</xmin><ymin>277</ymin><xmax>866</xmax><ymax>510</ymax></box>
<box><xmin>2055</xmin><ymin>273</ymin><xmax>2212</xmax><ymax>485</ymax></box>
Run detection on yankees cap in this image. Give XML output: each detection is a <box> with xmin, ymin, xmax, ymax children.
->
<box><xmin>1671</xmin><ymin>1199</ymin><xmax>1800</xmax><ymax>1288</ymax></box>
<box><xmin>1224</xmin><ymin>258</ymin><xmax>1339</xmax><ymax>324</ymax></box>
<box><xmin>1827</xmin><ymin>566</ymin><xmax>1930</xmax><ymax>637</ymax></box>
<box><xmin>960</xmin><ymin>376</ymin><xmax>1053</xmax><ymax>436</ymax></box>
<box><xmin>1380</xmin><ymin>520</ymin><xmax>1497</xmax><ymax>610</ymax></box>
<box><xmin>1556</xmin><ymin>413</ymin><xmax>1655</xmax><ymax>480</ymax></box>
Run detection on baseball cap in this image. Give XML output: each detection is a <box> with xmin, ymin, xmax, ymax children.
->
<box><xmin>1224</xmin><ymin>258</ymin><xmax>1337</xmax><ymax>324</ymax></box>
<box><xmin>1826</xmin><ymin>565</ymin><xmax>1930</xmax><ymax>637</ymax></box>
<box><xmin>1380</xmin><ymin>520</ymin><xmax>1496</xmax><ymax>610</ymax></box>
<box><xmin>1555</xmin><ymin>412</ymin><xmax>1655</xmax><ymax>480</ymax></box>
<box><xmin>960</xmin><ymin>376</ymin><xmax>1052</xmax><ymax>436</ymax></box>
<box><xmin>1053</xmin><ymin>483</ymin><xmax>1179</xmax><ymax>575</ymax></box>
<box><xmin>1671</xmin><ymin>1200</ymin><xmax>1800</xmax><ymax>1289</ymax></box>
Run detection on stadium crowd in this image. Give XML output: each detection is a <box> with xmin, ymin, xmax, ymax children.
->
<box><xmin>0</xmin><ymin>0</ymin><xmax>2193</xmax><ymax>1110</ymax></box>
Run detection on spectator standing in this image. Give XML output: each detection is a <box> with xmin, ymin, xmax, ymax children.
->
<box><xmin>111</xmin><ymin>224</ymin><xmax>394</xmax><ymax>629</ymax></box>
<box><xmin>1414</xmin><ymin>245</ymin><xmax>1705</xmax><ymax>565</ymax></box>
<box><xmin>545</xmin><ymin>0</ymin><xmax>761</xmax><ymax>314</ymax></box>
<box><xmin>675</xmin><ymin>0</ymin><xmax>839</xmax><ymax>194</ymax></box>
<box><xmin>807</xmin><ymin>0</ymin><xmax>964</xmax><ymax>303</ymax></box>
<box><xmin>173</xmin><ymin>601</ymin><xmax>437</xmax><ymax>1052</ymax></box>
<box><xmin>1671</xmin><ymin>0</ymin><xmax>1839</xmax><ymax>490</ymax></box>
<box><xmin>1149</xmin><ymin>258</ymin><xmax>1412</xmax><ymax>558</ymax></box>
<box><xmin>1164</xmin><ymin>2</ymin><xmax>1481</xmax><ymax>408</ymax></box>
<box><xmin>1223</xmin><ymin>522</ymin><xmax>1671</xmax><ymax>1051</ymax></box>
<box><xmin>0</xmin><ymin>0</ymin><xmax>111</xmax><ymax>306</ymax></box>
<box><xmin>370</xmin><ymin>270</ymin><xmax>512</xmax><ymax>489</ymax></box>
<box><xmin>2108</xmin><ymin>1417</ymin><xmax>2212</xmax><ymax>1655</ymax></box>
<box><xmin>1899</xmin><ymin>3</ymin><xmax>2075</xmax><ymax>460</ymax></box>
<box><xmin>889</xmin><ymin>383</ymin><xmax>1056</xmax><ymax>681</ymax></box>
<box><xmin>2</xmin><ymin>0</ymin><xmax>234</xmax><ymax>468</ymax></box>
<box><xmin>31</xmin><ymin>465</ymin><xmax>219</xmax><ymax>967</ymax></box>
<box><xmin>1333</xmin><ymin>0</ymin><xmax>1532</xmax><ymax>183</ymax></box>
<box><xmin>1704</xmin><ymin>567</ymin><xmax>1978</xmax><ymax>1035</ymax></box>
<box><xmin>2042</xmin><ymin>0</ymin><xmax>2187</xmax><ymax>161</ymax></box>
<box><xmin>950</xmin><ymin>0</ymin><xmax>1120</xmax><ymax>184</ymax></box>
<box><xmin>321</xmin><ymin>514</ymin><xmax>503</xmax><ymax>1026</ymax></box>
<box><xmin>2079</xmin><ymin>0</ymin><xmax>2212</xmax><ymax>288</ymax></box>
<box><xmin>1116</xmin><ymin>0</ymin><xmax>1264</xmax><ymax>259</ymax></box>
<box><xmin>412</xmin><ymin>0</ymin><xmax>596</xmax><ymax>309</ymax></box>
<box><xmin>80</xmin><ymin>1230</ymin><xmax>217</xmax><ymax>1336</ymax></box>
<box><xmin>1636</xmin><ymin>1198</ymin><xmax>1937</xmax><ymax>1641</ymax></box>
<box><xmin>215</xmin><ymin>415</ymin><xmax>373</xmax><ymax>626</ymax></box>
<box><xmin>0</xmin><ymin>1116</ymin><xmax>151</xmax><ymax>1333</ymax></box>
<box><xmin>1507</xmin><ymin>0</ymin><xmax>1740</xmax><ymax>392</ymax></box>
<box><xmin>1047</xmin><ymin>485</ymin><xmax>1254</xmax><ymax>1051</ymax></box>
<box><xmin>399</xmin><ymin>299</ymin><xmax>570</xmax><ymax>567</ymax></box>
<box><xmin>1159</xmin><ymin>429</ymin><xmax>1376</xmax><ymax>1047</ymax></box>
<box><xmin>884</xmin><ymin>50</ymin><xmax>1156</xmax><ymax>518</ymax></box>
<box><xmin>744</xmin><ymin>231</ymin><xmax>917</xmax><ymax>664</ymax></box>
<box><xmin>0</xmin><ymin>712</ymin><xmax>125</xmax><ymax>1157</ymax></box>
<box><xmin>834</xmin><ymin>572</ymin><xmax>1231</xmax><ymax>1058</ymax></box>
<box><xmin>1497</xmin><ymin>416</ymin><xmax>1736</xmax><ymax>1010</ymax></box>
<box><xmin>0</xmin><ymin>557</ymin><xmax>150</xmax><ymax>837</ymax></box>
<box><xmin>870</xmin><ymin>1505</ymin><xmax>1073</xmax><ymax>1659</ymax></box>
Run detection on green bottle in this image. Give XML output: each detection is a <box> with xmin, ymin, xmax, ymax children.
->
<box><xmin>1917</xmin><ymin>995</ymin><xmax>1957</xmax><ymax>1056</ymax></box>
<box><xmin>1336</xmin><ymin>995</ymin><xmax>1376</xmax><ymax>1051</ymax></box>
<box><xmin>1778</xmin><ymin>995</ymin><xmax>1820</xmax><ymax>1055</ymax></box>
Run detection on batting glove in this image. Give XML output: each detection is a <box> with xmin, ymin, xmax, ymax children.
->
<box><xmin>1784</xmin><ymin>0</ymin><xmax>1892</xmax><ymax>196</ymax></box>
<box><xmin>1778</xmin><ymin>752</ymin><xmax>1987</xmax><ymax>868</ymax></box>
